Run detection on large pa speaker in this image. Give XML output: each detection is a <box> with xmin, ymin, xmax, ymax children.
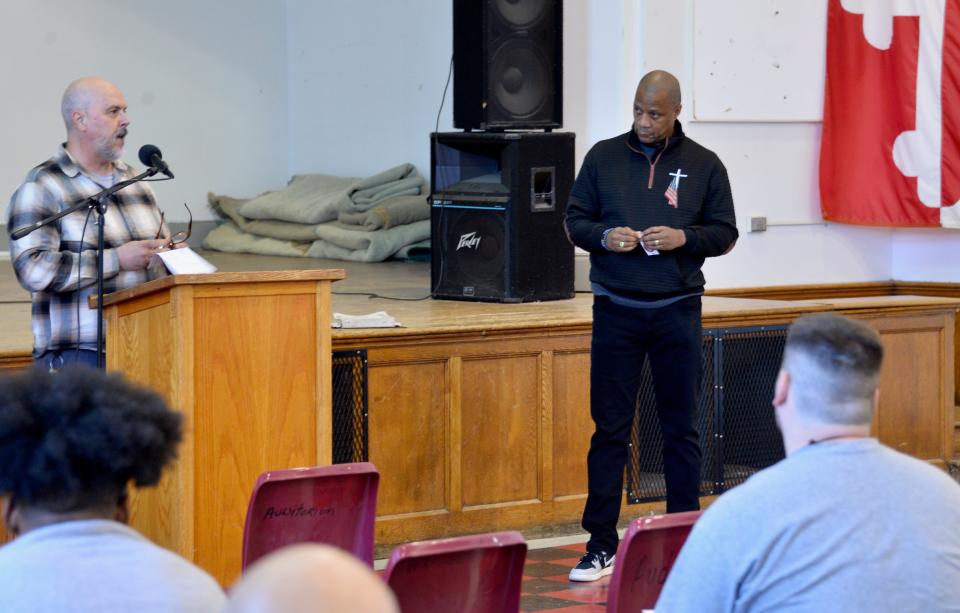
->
<box><xmin>431</xmin><ymin>131</ymin><xmax>575</xmax><ymax>302</ymax></box>
<box><xmin>453</xmin><ymin>0</ymin><xmax>563</xmax><ymax>131</ymax></box>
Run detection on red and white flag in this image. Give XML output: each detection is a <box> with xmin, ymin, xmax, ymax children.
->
<box><xmin>820</xmin><ymin>0</ymin><xmax>960</xmax><ymax>227</ymax></box>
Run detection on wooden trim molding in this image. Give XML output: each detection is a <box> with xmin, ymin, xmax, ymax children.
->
<box><xmin>707</xmin><ymin>281</ymin><xmax>895</xmax><ymax>301</ymax></box>
<box><xmin>707</xmin><ymin>280</ymin><xmax>960</xmax><ymax>301</ymax></box>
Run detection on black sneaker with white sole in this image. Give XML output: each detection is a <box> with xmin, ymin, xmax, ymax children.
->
<box><xmin>568</xmin><ymin>550</ymin><xmax>615</xmax><ymax>582</ymax></box>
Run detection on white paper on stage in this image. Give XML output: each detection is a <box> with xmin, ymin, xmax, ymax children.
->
<box><xmin>332</xmin><ymin>311</ymin><xmax>402</xmax><ymax>329</ymax></box>
<box><xmin>157</xmin><ymin>247</ymin><xmax>218</xmax><ymax>275</ymax></box>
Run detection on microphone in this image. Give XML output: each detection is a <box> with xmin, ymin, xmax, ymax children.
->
<box><xmin>138</xmin><ymin>144</ymin><xmax>174</xmax><ymax>179</ymax></box>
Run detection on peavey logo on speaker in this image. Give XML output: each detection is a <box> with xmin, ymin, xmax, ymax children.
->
<box><xmin>456</xmin><ymin>231</ymin><xmax>482</xmax><ymax>251</ymax></box>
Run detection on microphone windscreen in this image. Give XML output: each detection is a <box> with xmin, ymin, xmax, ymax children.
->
<box><xmin>138</xmin><ymin>144</ymin><xmax>162</xmax><ymax>166</ymax></box>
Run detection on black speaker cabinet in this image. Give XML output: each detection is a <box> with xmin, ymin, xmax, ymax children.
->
<box><xmin>431</xmin><ymin>131</ymin><xmax>575</xmax><ymax>302</ymax></box>
<box><xmin>453</xmin><ymin>0</ymin><xmax>563</xmax><ymax>130</ymax></box>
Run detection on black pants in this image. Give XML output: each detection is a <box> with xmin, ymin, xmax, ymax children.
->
<box><xmin>582</xmin><ymin>295</ymin><xmax>702</xmax><ymax>555</ymax></box>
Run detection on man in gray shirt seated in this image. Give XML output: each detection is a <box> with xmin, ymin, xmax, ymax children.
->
<box><xmin>656</xmin><ymin>313</ymin><xmax>960</xmax><ymax>612</ymax></box>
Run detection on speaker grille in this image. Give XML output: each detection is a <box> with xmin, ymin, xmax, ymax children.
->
<box><xmin>453</xmin><ymin>0</ymin><xmax>563</xmax><ymax>130</ymax></box>
<box><xmin>490</xmin><ymin>41</ymin><xmax>550</xmax><ymax>119</ymax></box>
<box><xmin>448</xmin><ymin>209</ymin><xmax>506</xmax><ymax>285</ymax></box>
<box><xmin>493</xmin><ymin>0</ymin><xmax>550</xmax><ymax>28</ymax></box>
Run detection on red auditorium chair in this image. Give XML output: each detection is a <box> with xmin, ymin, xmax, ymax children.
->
<box><xmin>383</xmin><ymin>531</ymin><xmax>527</xmax><ymax>613</ymax></box>
<box><xmin>605</xmin><ymin>510</ymin><xmax>703</xmax><ymax>613</ymax></box>
<box><xmin>241</xmin><ymin>462</ymin><xmax>379</xmax><ymax>569</ymax></box>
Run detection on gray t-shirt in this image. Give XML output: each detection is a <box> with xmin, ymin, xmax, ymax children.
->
<box><xmin>656</xmin><ymin>438</ymin><xmax>960</xmax><ymax>612</ymax></box>
<box><xmin>0</xmin><ymin>519</ymin><xmax>226</xmax><ymax>612</ymax></box>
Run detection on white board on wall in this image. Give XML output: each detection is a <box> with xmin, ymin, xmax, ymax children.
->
<box><xmin>692</xmin><ymin>0</ymin><xmax>828</xmax><ymax>122</ymax></box>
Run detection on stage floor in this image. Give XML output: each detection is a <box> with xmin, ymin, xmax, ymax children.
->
<box><xmin>2</xmin><ymin>250</ymin><xmax>813</xmax><ymax>360</ymax></box>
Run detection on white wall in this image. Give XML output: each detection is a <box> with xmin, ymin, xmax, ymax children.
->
<box><xmin>892</xmin><ymin>230</ymin><xmax>960</xmax><ymax>282</ymax></box>
<box><xmin>285</xmin><ymin>0</ymin><xmax>453</xmax><ymax>179</ymax></box>
<box><xmin>577</xmin><ymin>1</ymin><xmax>644</xmax><ymax>167</ymax></box>
<box><xmin>561</xmin><ymin>0</ymin><xmax>591</xmax><ymax>170</ymax></box>
<box><xmin>0</xmin><ymin>1</ymin><xmax>289</xmax><ymax>223</ymax></box>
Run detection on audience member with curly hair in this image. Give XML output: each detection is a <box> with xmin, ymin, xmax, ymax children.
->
<box><xmin>0</xmin><ymin>365</ymin><xmax>226</xmax><ymax>612</ymax></box>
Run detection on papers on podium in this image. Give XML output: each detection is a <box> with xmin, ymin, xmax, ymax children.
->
<box><xmin>332</xmin><ymin>311</ymin><xmax>402</xmax><ymax>329</ymax></box>
<box><xmin>156</xmin><ymin>247</ymin><xmax>217</xmax><ymax>275</ymax></box>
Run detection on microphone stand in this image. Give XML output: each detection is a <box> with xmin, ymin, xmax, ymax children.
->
<box><xmin>11</xmin><ymin>166</ymin><xmax>161</xmax><ymax>369</ymax></box>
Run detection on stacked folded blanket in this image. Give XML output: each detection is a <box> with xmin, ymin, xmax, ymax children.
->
<box><xmin>203</xmin><ymin>163</ymin><xmax>431</xmax><ymax>262</ymax></box>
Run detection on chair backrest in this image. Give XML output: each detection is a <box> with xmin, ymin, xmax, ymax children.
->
<box><xmin>383</xmin><ymin>531</ymin><xmax>527</xmax><ymax>613</ymax></box>
<box><xmin>241</xmin><ymin>462</ymin><xmax>379</xmax><ymax>570</ymax></box>
<box><xmin>606</xmin><ymin>511</ymin><xmax>702</xmax><ymax>613</ymax></box>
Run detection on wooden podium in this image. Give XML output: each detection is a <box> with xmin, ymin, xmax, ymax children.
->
<box><xmin>101</xmin><ymin>270</ymin><xmax>344</xmax><ymax>585</ymax></box>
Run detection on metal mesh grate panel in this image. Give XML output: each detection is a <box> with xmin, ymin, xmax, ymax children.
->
<box><xmin>627</xmin><ymin>333</ymin><xmax>717</xmax><ymax>503</ymax></box>
<box><xmin>626</xmin><ymin>325</ymin><xmax>787</xmax><ymax>504</ymax></box>
<box><xmin>332</xmin><ymin>349</ymin><xmax>369</xmax><ymax>463</ymax></box>
<box><xmin>716</xmin><ymin>326</ymin><xmax>786</xmax><ymax>491</ymax></box>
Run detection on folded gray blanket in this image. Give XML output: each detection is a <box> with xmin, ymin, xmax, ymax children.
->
<box><xmin>209</xmin><ymin>193</ymin><xmax>321</xmax><ymax>241</ymax></box>
<box><xmin>203</xmin><ymin>219</ymin><xmax>430</xmax><ymax>263</ymax></box>
<box><xmin>202</xmin><ymin>222</ymin><xmax>311</xmax><ymax>257</ymax></box>
<box><xmin>239</xmin><ymin>174</ymin><xmax>353</xmax><ymax>224</ymax></box>
<box><xmin>341</xmin><ymin>163</ymin><xmax>426</xmax><ymax>213</ymax></box>
<box><xmin>337</xmin><ymin>194</ymin><xmax>430</xmax><ymax>230</ymax></box>
<box><xmin>210</xmin><ymin>191</ymin><xmax>431</xmax><ymax>237</ymax></box>
<box><xmin>235</xmin><ymin>164</ymin><xmax>426</xmax><ymax>224</ymax></box>
<box><xmin>204</xmin><ymin>163</ymin><xmax>431</xmax><ymax>263</ymax></box>
<box><xmin>307</xmin><ymin>220</ymin><xmax>430</xmax><ymax>262</ymax></box>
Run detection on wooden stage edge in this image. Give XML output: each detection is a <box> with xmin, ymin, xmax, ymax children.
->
<box><xmin>0</xmin><ymin>253</ymin><xmax>957</xmax><ymax>582</ymax></box>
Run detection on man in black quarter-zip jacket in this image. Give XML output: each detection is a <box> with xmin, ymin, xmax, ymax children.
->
<box><xmin>564</xmin><ymin>70</ymin><xmax>738</xmax><ymax>582</ymax></box>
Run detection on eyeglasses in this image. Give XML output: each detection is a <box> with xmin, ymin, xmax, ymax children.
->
<box><xmin>155</xmin><ymin>203</ymin><xmax>192</xmax><ymax>246</ymax></box>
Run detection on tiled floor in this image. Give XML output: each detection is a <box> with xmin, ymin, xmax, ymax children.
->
<box><xmin>520</xmin><ymin>543</ymin><xmax>608</xmax><ymax>612</ymax></box>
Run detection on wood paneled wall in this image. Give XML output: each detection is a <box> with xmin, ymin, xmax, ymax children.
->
<box><xmin>867</xmin><ymin>312</ymin><xmax>955</xmax><ymax>462</ymax></box>
<box><xmin>335</xmin><ymin>297</ymin><xmax>958</xmax><ymax>548</ymax></box>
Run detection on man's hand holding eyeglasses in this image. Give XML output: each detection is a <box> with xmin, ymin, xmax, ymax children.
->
<box><xmin>118</xmin><ymin>239</ymin><xmax>175</xmax><ymax>271</ymax></box>
<box><xmin>155</xmin><ymin>239</ymin><xmax>189</xmax><ymax>252</ymax></box>
<box><xmin>154</xmin><ymin>204</ymin><xmax>193</xmax><ymax>251</ymax></box>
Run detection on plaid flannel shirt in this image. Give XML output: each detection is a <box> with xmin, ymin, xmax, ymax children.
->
<box><xmin>7</xmin><ymin>145</ymin><xmax>169</xmax><ymax>357</ymax></box>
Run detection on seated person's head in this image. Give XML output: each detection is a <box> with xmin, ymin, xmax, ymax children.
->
<box><xmin>0</xmin><ymin>365</ymin><xmax>182</xmax><ymax>535</ymax></box>
<box><xmin>226</xmin><ymin>543</ymin><xmax>399</xmax><ymax>613</ymax></box>
<box><xmin>779</xmin><ymin>313</ymin><xmax>884</xmax><ymax>424</ymax></box>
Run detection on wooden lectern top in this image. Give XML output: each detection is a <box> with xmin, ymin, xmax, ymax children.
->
<box><xmin>99</xmin><ymin>269</ymin><xmax>345</xmax><ymax>307</ymax></box>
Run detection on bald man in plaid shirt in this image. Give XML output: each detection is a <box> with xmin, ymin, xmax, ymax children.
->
<box><xmin>7</xmin><ymin>77</ymin><xmax>173</xmax><ymax>370</ymax></box>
